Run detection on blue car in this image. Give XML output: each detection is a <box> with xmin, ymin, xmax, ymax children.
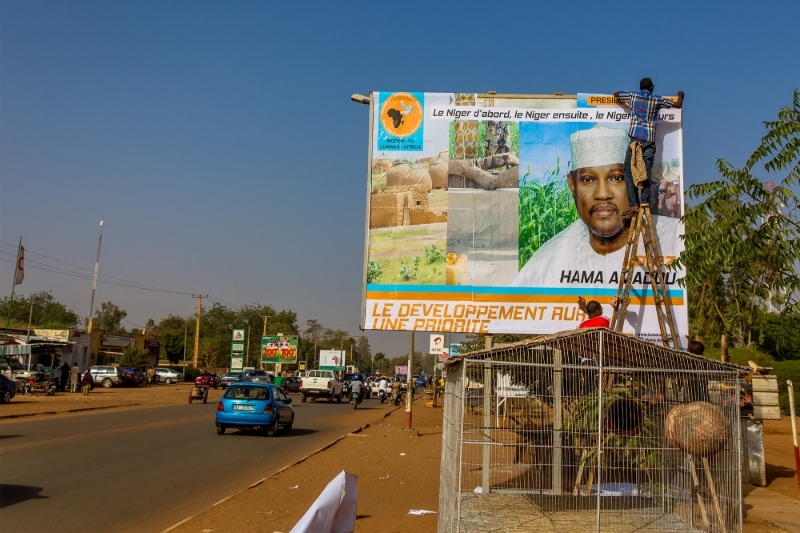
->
<box><xmin>415</xmin><ymin>375</ymin><xmax>427</xmax><ymax>388</ymax></box>
<box><xmin>215</xmin><ymin>383</ymin><xmax>294</xmax><ymax>436</ymax></box>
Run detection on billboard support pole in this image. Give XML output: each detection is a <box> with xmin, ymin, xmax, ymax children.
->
<box><xmin>405</xmin><ymin>331</ymin><xmax>414</xmax><ymax>429</ymax></box>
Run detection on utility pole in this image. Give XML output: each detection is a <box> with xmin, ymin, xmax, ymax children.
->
<box><xmin>246</xmin><ymin>325</ymin><xmax>251</xmax><ymax>367</ymax></box>
<box><xmin>260</xmin><ymin>315</ymin><xmax>270</xmax><ymax>370</ymax></box>
<box><xmin>182</xmin><ymin>321</ymin><xmax>187</xmax><ymax>380</ymax></box>
<box><xmin>87</xmin><ymin>220</ymin><xmax>104</xmax><ymax>332</ymax></box>
<box><xmin>26</xmin><ymin>303</ymin><xmax>34</xmax><ymax>373</ymax></box>
<box><xmin>406</xmin><ymin>331</ymin><xmax>414</xmax><ymax>429</ymax></box>
<box><xmin>191</xmin><ymin>295</ymin><xmax>208</xmax><ymax>368</ymax></box>
<box><xmin>2</xmin><ymin>237</ymin><xmax>23</xmax><ymax>359</ymax></box>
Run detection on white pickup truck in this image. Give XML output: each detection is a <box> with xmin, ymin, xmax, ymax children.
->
<box><xmin>299</xmin><ymin>370</ymin><xmax>343</xmax><ymax>403</ymax></box>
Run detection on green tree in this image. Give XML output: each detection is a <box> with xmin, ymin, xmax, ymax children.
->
<box><xmin>93</xmin><ymin>302</ymin><xmax>127</xmax><ymax>332</ymax></box>
<box><xmin>676</xmin><ymin>90</ymin><xmax>800</xmax><ymax>346</ymax></box>
<box><xmin>304</xmin><ymin>319</ymin><xmax>324</xmax><ymax>367</ymax></box>
<box><xmin>119</xmin><ymin>345</ymin><xmax>149</xmax><ymax>367</ymax></box>
<box><xmin>355</xmin><ymin>335</ymin><xmax>372</xmax><ymax>371</ymax></box>
<box><xmin>0</xmin><ymin>291</ymin><xmax>81</xmax><ymax>329</ymax></box>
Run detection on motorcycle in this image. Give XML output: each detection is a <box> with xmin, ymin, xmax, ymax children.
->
<box><xmin>25</xmin><ymin>372</ymin><xmax>58</xmax><ymax>396</ymax></box>
<box><xmin>351</xmin><ymin>391</ymin><xmax>361</xmax><ymax>409</ymax></box>
<box><xmin>391</xmin><ymin>389</ymin><xmax>404</xmax><ymax>407</ymax></box>
<box><xmin>378</xmin><ymin>389</ymin><xmax>387</xmax><ymax>404</ymax></box>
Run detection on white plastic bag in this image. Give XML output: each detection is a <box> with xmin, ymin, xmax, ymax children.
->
<box><xmin>289</xmin><ymin>471</ymin><xmax>358</xmax><ymax>533</ymax></box>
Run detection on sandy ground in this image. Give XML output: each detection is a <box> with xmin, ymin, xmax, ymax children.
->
<box><xmin>0</xmin><ymin>382</ymin><xmax>220</xmax><ymax>418</ymax></box>
<box><xmin>169</xmin><ymin>407</ymin><xmax>799</xmax><ymax>533</ymax></box>
<box><xmin>169</xmin><ymin>398</ymin><xmax>442</xmax><ymax>533</ymax></box>
<box><xmin>4</xmin><ymin>385</ymin><xmax>797</xmax><ymax>533</ymax></box>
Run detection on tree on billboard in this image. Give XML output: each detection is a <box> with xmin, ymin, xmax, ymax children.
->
<box><xmin>676</xmin><ymin>89</ymin><xmax>800</xmax><ymax>345</ymax></box>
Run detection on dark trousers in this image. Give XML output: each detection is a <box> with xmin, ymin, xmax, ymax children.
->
<box><xmin>624</xmin><ymin>137</ymin><xmax>656</xmax><ymax>208</ymax></box>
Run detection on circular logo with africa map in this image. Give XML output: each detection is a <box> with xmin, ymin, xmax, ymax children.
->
<box><xmin>380</xmin><ymin>93</ymin><xmax>423</xmax><ymax>137</ymax></box>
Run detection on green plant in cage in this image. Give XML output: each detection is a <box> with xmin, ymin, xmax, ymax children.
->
<box><xmin>565</xmin><ymin>388</ymin><xmax>663</xmax><ymax>498</ymax></box>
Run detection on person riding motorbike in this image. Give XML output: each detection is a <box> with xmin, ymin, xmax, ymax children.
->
<box><xmin>377</xmin><ymin>376</ymin><xmax>389</xmax><ymax>402</ymax></box>
<box><xmin>195</xmin><ymin>370</ymin><xmax>217</xmax><ymax>389</ymax></box>
<box><xmin>350</xmin><ymin>378</ymin><xmax>363</xmax><ymax>402</ymax></box>
<box><xmin>390</xmin><ymin>378</ymin><xmax>402</xmax><ymax>405</ymax></box>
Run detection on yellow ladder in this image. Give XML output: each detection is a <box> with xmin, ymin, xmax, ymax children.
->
<box><xmin>609</xmin><ymin>205</ymin><xmax>680</xmax><ymax>348</ymax></box>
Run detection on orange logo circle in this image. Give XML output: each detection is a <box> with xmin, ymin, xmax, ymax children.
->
<box><xmin>380</xmin><ymin>93</ymin><xmax>423</xmax><ymax>138</ymax></box>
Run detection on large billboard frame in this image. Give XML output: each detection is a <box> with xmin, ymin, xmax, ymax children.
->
<box><xmin>359</xmin><ymin>92</ymin><xmax>687</xmax><ymax>346</ymax></box>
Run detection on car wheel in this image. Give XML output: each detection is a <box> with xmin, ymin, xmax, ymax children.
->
<box><xmin>328</xmin><ymin>394</ymin><xmax>333</xmax><ymax>403</ymax></box>
<box><xmin>267</xmin><ymin>419</ymin><xmax>278</xmax><ymax>437</ymax></box>
<box><xmin>102</xmin><ymin>378</ymin><xmax>113</xmax><ymax>388</ymax></box>
<box><xmin>165</xmin><ymin>378</ymin><xmax>172</xmax><ymax>385</ymax></box>
<box><xmin>284</xmin><ymin>415</ymin><xmax>293</xmax><ymax>433</ymax></box>
<box><xmin>1</xmin><ymin>391</ymin><xmax>11</xmax><ymax>404</ymax></box>
<box><xmin>216</xmin><ymin>425</ymin><xmax>225</xmax><ymax>435</ymax></box>
<box><xmin>301</xmin><ymin>394</ymin><xmax>307</xmax><ymax>403</ymax></box>
<box><xmin>337</xmin><ymin>394</ymin><xmax>342</xmax><ymax>403</ymax></box>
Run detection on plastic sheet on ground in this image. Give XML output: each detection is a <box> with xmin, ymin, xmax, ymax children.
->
<box><xmin>289</xmin><ymin>471</ymin><xmax>358</xmax><ymax>533</ymax></box>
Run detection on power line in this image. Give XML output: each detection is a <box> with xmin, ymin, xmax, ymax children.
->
<box><xmin>0</xmin><ymin>240</ymin><xmax>181</xmax><ymax>291</ymax></box>
<box><xmin>0</xmin><ymin>256</ymin><xmax>196</xmax><ymax>295</ymax></box>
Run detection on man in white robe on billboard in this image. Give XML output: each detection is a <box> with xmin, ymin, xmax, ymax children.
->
<box><xmin>512</xmin><ymin>125</ymin><xmax>682</xmax><ymax>288</ymax></box>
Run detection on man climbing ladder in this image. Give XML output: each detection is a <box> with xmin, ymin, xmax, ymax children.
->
<box><xmin>614</xmin><ymin>78</ymin><xmax>684</xmax><ymax>214</ymax></box>
<box><xmin>610</xmin><ymin>79</ymin><xmax>684</xmax><ymax>347</ymax></box>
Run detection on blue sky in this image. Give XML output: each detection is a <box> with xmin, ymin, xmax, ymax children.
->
<box><xmin>1</xmin><ymin>0</ymin><xmax>798</xmax><ymax>356</ymax></box>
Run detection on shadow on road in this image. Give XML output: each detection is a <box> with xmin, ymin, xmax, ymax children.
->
<box><xmin>224</xmin><ymin>428</ymin><xmax>318</xmax><ymax>438</ymax></box>
<box><xmin>0</xmin><ymin>484</ymin><xmax>48</xmax><ymax>508</ymax></box>
<box><xmin>0</xmin><ymin>434</ymin><xmax>23</xmax><ymax>440</ymax></box>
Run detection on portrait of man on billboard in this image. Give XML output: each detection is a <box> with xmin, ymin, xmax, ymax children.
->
<box><xmin>512</xmin><ymin>125</ymin><xmax>682</xmax><ymax>287</ymax></box>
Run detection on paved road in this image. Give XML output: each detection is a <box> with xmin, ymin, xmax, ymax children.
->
<box><xmin>0</xmin><ymin>394</ymin><xmax>394</xmax><ymax>533</ymax></box>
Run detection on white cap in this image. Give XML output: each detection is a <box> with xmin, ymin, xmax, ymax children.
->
<box><xmin>570</xmin><ymin>125</ymin><xmax>628</xmax><ymax>170</ymax></box>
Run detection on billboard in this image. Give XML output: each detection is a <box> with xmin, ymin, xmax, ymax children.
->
<box><xmin>319</xmin><ymin>350</ymin><xmax>345</xmax><ymax>371</ymax></box>
<box><xmin>261</xmin><ymin>335</ymin><xmax>298</xmax><ymax>364</ymax></box>
<box><xmin>362</xmin><ymin>92</ymin><xmax>687</xmax><ymax>346</ymax></box>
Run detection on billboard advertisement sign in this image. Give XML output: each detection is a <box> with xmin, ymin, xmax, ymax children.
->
<box><xmin>319</xmin><ymin>350</ymin><xmax>345</xmax><ymax>371</ymax></box>
<box><xmin>261</xmin><ymin>335</ymin><xmax>298</xmax><ymax>364</ymax></box>
<box><xmin>362</xmin><ymin>92</ymin><xmax>687</xmax><ymax>346</ymax></box>
<box><xmin>395</xmin><ymin>365</ymin><xmax>408</xmax><ymax>376</ymax></box>
<box><xmin>231</xmin><ymin>356</ymin><xmax>244</xmax><ymax>371</ymax></box>
<box><xmin>429</xmin><ymin>334</ymin><xmax>444</xmax><ymax>355</ymax></box>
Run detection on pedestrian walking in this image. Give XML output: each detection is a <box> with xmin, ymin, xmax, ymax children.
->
<box><xmin>70</xmin><ymin>363</ymin><xmax>80</xmax><ymax>393</ymax></box>
<box><xmin>82</xmin><ymin>369</ymin><xmax>93</xmax><ymax>395</ymax></box>
<box><xmin>60</xmin><ymin>361</ymin><xmax>71</xmax><ymax>392</ymax></box>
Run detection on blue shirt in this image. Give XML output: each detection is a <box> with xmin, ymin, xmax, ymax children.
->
<box><xmin>617</xmin><ymin>90</ymin><xmax>674</xmax><ymax>142</ymax></box>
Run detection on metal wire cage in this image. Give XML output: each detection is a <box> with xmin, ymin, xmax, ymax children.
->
<box><xmin>438</xmin><ymin>329</ymin><xmax>746</xmax><ymax>533</ymax></box>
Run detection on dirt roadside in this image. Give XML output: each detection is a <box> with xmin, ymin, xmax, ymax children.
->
<box><xmin>168</xmin><ymin>407</ymin><xmax>798</xmax><ymax>533</ymax></box>
<box><xmin>0</xmin><ymin>382</ymin><xmax>221</xmax><ymax>419</ymax></box>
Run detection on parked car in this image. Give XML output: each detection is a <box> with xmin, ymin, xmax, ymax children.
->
<box><xmin>342</xmin><ymin>373</ymin><xmax>371</xmax><ymax>399</ymax></box>
<box><xmin>215</xmin><ymin>383</ymin><xmax>294</xmax><ymax>436</ymax></box>
<box><xmin>155</xmin><ymin>368</ymin><xmax>182</xmax><ymax>384</ymax></box>
<box><xmin>219</xmin><ymin>372</ymin><xmax>241</xmax><ymax>389</ymax></box>
<box><xmin>283</xmin><ymin>376</ymin><xmax>301</xmax><ymax>393</ymax></box>
<box><xmin>240</xmin><ymin>369</ymin><xmax>273</xmax><ymax>384</ymax></box>
<box><xmin>121</xmin><ymin>367</ymin><xmax>145</xmax><ymax>386</ymax></box>
<box><xmin>89</xmin><ymin>366</ymin><xmax>127</xmax><ymax>388</ymax></box>
<box><xmin>0</xmin><ymin>374</ymin><xmax>18</xmax><ymax>403</ymax></box>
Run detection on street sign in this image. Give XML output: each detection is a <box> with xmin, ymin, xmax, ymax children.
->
<box><xmin>231</xmin><ymin>356</ymin><xmax>244</xmax><ymax>371</ymax></box>
<box><xmin>429</xmin><ymin>334</ymin><xmax>444</xmax><ymax>355</ymax></box>
<box><xmin>232</xmin><ymin>329</ymin><xmax>245</xmax><ymax>341</ymax></box>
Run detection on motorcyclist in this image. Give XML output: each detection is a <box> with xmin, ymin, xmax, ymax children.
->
<box><xmin>378</xmin><ymin>376</ymin><xmax>389</xmax><ymax>395</ymax></box>
<box><xmin>391</xmin><ymin>377</ymin><xmax>402</xmax><ymax>403</ymax></box>
<box><xmin>350</xmin><ymin>378</ymin><xmax>363</xmax><ymax>403</ymax></box>
<box><xmin>195</xmin><ymin>370</ymin><xmax>216</xmax><ymax>388</ymax></box>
